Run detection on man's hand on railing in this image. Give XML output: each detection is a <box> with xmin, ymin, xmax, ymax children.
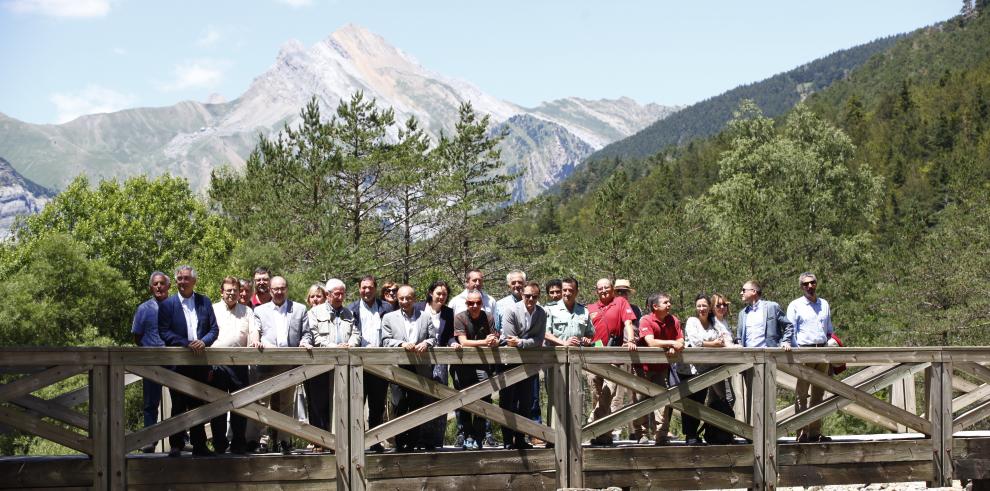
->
<box><xmin>782</xmin><ymin>344</ymin><xmax>793</xmax><ymax>351</ymax></box>
<box><xmin>566</xmin><ymin>336</ymin><xmax>582</xmax><ymax>347</ymax></box>
<box><xmin>188</xmin><ymin>340</ymin><xmax>206</xmax><ymax>353</ymax></box>
<box><xmin>625</xmin><ymin>341</ymin><xmax>637</xmax><ymax>352</ymax></box>
<box><xmin>300</xmin><ymin>342</ymin><xmax>313</xmax><ymax>351</ymax></box>
<box><xmin>414</xmin><ymin>341</ymin><xmax>429</xmax><ymax>353</ymax></box>
<box><xmin>484</xmin><ymin>334</ymin><xmax>499</xmax><ymax>348</ymax></box>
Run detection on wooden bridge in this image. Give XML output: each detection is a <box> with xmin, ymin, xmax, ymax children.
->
<box><xmin>1</xmin><ymin>347</ymin><xmax>989</xmax><ymax>490</ymax></box>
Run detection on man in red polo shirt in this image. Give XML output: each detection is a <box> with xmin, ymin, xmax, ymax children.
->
<box><xmin>636</xmin><ymin>292</ymin><xmax>684</xmax><ymax>445</ymax></box>
<box><xmin>586</xmin><ymin>278</ymin><xmax>638</xmax><ymax>446</ymax></box>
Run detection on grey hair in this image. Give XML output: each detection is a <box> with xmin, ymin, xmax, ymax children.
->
<box><xmin>506</xmin><ymin>270</ymin><xmax>527</xmax><ymax>283</ymax></box>
<box><xmin>799</xmin><ymin>272</ymin><xmax>817</xmax><ymax>284</ymax></box>
<box><xmin>324</xmin><ymin>278</ymin><xmax>346</xmax><ymax>291</ymax></box>
<box><xmin>174</xmin><ymin>265</ymin><xmax>196</xmax><ymax>279</ymax></box>
<box><xmin>149</xmin><ymin>271</ymin><xmax>170</xmax><ymax>286</ymax></box>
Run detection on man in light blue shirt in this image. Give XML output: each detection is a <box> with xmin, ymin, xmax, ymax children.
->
<box><xmin>786</xmin><ymin>272</ymin><xmax>834</xmax><ymax>442</ymax></box>
<box><xmin>131</xmin><ymin>271</ymin><xmax>170</xmax><ymax>452</ymax></box>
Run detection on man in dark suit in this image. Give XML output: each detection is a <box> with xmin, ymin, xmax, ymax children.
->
<box><xmin>158</xmin><ymin>265</ymin><xmax>220</xmax><ymax>457</ymax></box>
<box><xmin>737</xmin><ymin>279</ymin><xmax>794</xmax><ymax>423</ymax></box>
<box><xmin>498</xmin><ymin>281</ymin><xmax>547</xmax><ymax>450</ymax></box>
<box><xmin>347</xmin><ymin>275</ymin><xmax>394</xmax><ymax>452</ymax></box>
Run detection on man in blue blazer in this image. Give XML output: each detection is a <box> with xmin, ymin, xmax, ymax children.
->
<box><xmin>737</xmin><ymin>279</ymin><xmax>793</xmax><ymax>424</ymax></box>
<box><xmin>158</xmin><ymin>265</ymin><xmax>220</xmax><ymax>456</ymax></box>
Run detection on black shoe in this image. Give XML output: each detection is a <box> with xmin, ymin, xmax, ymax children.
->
<box><xmin>396</xmin><ymin>445</ymin><xmax>415</xmax><ymax>453</ymax></box>
<box><xmin>685</xmin><ymin>437</ymin><xmax>706</xmax><ymax>446</ymax></box>
<box><xmin>514</xmin><ymin>441</ymin><xmax>534</xmax><ymax>450</ymax></box>
<box><xmin>369</xmin><ymin>443</ymin><xmax>385</xmax><ymax>453</ymax></box>
<box><xmin>141</xmin><ymin>444</ymin><xmax>156</xmax><ymax>454</ymax></box>
<box><xmin>814</xmin><ymin>435</ymin><xmax>832</xmax><ymax>442</ymax></box>
<box><xmin>168</xmin><ymin>448</ymin><xmax>182</xmax><ymax>457</ymax></box>
<box><xmin>231</xmin><ymin>444</ymin><xmax>248</xmax><ymax>455</ymax></box>
<box><xmin>279</xmin><ymin>441</ymin><xmax>293</xmax><ymax>455</ymax></box>
<box><xmin>545</xmin><ymin>442</ymin><xmax>555</xmax><ymax>449</ymax></box>
<box><xmin>192</xmin><ymin>446</ymin><xmax>215</xmax><ymax>457</ymax></box>
<box><xmin>797</xmin><ymin>434</ymin><xmax>810</xmax><ymax>443</ymax></box>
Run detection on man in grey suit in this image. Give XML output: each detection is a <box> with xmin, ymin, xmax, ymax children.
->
<box><xmin>737</xmin><ymin>279</ymin><xmax>793</xmax><ymax>424</ymax></box>
<box><xmin>498</xmin><ymin>281</ymin><xmax>547</xmax><ymax>449</ymax></box>
<box><xmin>253</xmin><ymin>276</ymin><xmax>311</xmax><ymax>454</ymax></box>
<box><xmin>381</xmin><ymin>285</ymin><xmax>436</xmax><ymax>451</ymax></box>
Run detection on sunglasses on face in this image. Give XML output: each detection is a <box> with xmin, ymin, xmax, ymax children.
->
<box><xmin>523</xmin><ymin>294</ymin><xmax>538</xmax><ymax>299</ymax></box>
<box><xmin>465</xmin><ymin>301</ymin><xmax>481</xmax><ymax>307</ymax></box>
<box><xmin>801</xmin><ymin>280</ymin><xmax>817</xmax><ymax>287</ymax></box>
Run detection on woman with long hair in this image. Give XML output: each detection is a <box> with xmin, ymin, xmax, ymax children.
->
<box><xmin>678</xmin><ymin>293</ymin><xmax>736</xmax><ymax>444</ymax></box>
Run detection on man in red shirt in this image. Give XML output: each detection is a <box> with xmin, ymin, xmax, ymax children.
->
<box><xmin>636</xmin><ymin>292</ymin><xmax>684</xmax><ymax>445</ymax></box>
<box><xmin>586</xmin><ymin>278</ymin><xmax>638</xmax><ymax>446</ymax></box>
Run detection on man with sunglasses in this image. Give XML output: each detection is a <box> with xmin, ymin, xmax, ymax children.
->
<box><xmin>786</xmin><ymin>272</ymin><xmax>834</xmax><ymax>443</ymax></box>
<box><xmin>737</xmin><ymin>279</ymin><xmax>793</xmax><ymax>424</ymax></box>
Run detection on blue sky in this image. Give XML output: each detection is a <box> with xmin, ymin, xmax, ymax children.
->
<box><xmin>0</xmin><ymin>0</ymin><xmax>961</xmax><ymax>124</ymax></box>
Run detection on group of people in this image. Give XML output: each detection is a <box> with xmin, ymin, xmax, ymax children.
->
<box><xmin>131</xmin><ymin>265</ymin><xmax>836</xmax><ymax>456</ymax></box>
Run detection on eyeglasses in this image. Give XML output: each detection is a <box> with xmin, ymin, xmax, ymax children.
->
<box><xmin>801</xmin><ymin>280</ymin><xmax>817</xmax><ymax>287</ymax></box>
<box><xmin>523</xmin><ymin>294</ymin><xmax>538</xmax><ymax>299</ymax></box>
<box><xmin>465</xmin><ymin>301</ymin><xmax>481</xmax><ymax>307</ymax></box>
<box><xmin>385</xmin><ymin>288</ymin><xmax>398</xmax><ymax>294</ymax></box>
<box><xmin>740</xmin><ymin>288</ymin><xmax>756</xmax><ymax>293</ymax></box>
<box><xmin>716</xmin><ymin>303</ymin><xmax>729</xmax><ymax>308</ymax></box>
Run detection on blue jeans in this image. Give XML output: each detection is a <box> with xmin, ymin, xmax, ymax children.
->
<box><xmin>142</xmin><ymin>378</ymin><xmax>162</xmax><ymax>428</ymax></box>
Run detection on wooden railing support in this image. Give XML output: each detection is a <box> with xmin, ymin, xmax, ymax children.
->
<box><xmin>566</xmin><ymin>356</ymin><xmax>584</xmax><ymax>488</ymax></box>
<box><xmin>753</xmin><ymin>355</ymin><xmax>778</xmax><ymax>491</ymax></box>
<box><xmin>930</xmin><ymin>359</ymin><xmax>953</xmax><ymax>487</ymax></box>
<box><xmin>348</xmin><ymin>361</ymin><xmax>366</xmax><ymax>491</ymax></box>
<box><xmin>90</xmin><ymin>365</ymin><xmax>108</xmax><ymax>490</ymax></box>
<box><xmin>333</xmin><ymin>361</ymin><xmax>351</xmax><ymax>491</ymax></box>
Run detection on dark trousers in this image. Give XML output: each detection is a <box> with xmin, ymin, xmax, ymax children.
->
<box><xmin>169</xmin><ymin>365</ymin><xmax>211</xmax><ymax>451</ymax></box>
<box><xmin>392</xmin><ymin>365</ymin><xmax>431</xmax><ymax>450</ymax></box>
<box><xmin>210</xmin><ymin>365</ymin><xmax>248</xmax><ymax>451</ymax></box>
<box><xmin>142</xmin><ymin>378</ymin><xmax>162</xmax><ymax>428</ymax></box>
<box><xmin>304</xmin><ymin>372</ymin><xmax>332</xmax><ymax>431</ymax></box>
<box><xmin>424</xmin><ymin>364</ymin><xmax>448</xmax><ymax>447</ymax></box>
<box><xmin>677</xmin><ymin>372</ymin><xmax>710</xmax><ymax>439</ymax></box>
<box><xmin>364</xmin><ymin>372</ymin><xmax>388</xmax><ymax>431</ymax></box>
<box><xmin>499</xmin><ymin>368</ymin><xmax>536</xmax><ymax>446</ymax></box>
<box><xmin>453</xmin><ymin>364</ymin><xmax>493</xmax><ymax>442</ymax></box>
<box><xmin>530</xmin><ymin>375</ymin><xmax>542</xmax><ymax>423</ymax></box>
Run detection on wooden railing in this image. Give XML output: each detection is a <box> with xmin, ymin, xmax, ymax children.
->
<box><xmin>1</xmin><ymin>347</ymin><xmax>989</xmax><ymax>490</ymax></box>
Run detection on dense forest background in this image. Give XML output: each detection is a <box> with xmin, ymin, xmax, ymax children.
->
<box><xmin>2</xmin><ymin>4</ymin><xmax>989</xmax><ymax>453</ymax></box>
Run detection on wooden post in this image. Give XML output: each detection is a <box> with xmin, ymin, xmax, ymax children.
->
<box><xmin>550</xmin><ymin>359</ymin><xmax>568</xmax><ymax>489</ymax></box>
<box><xmin>566</xmin><ymin>354</ymin><xmax>584</xmax><ymax>488</ymax></box>
<box><xmin>348</xmin><ymin>362</ymin><xmax>366</xmax><ymax>491</ymax></box>
<box><xmin>333</xmin><ymin>362</ymin><xmax>351</xmax><ymax>491</ymax></box>
<box><xmin>108</xmin><ymin>363</ymin><xmax>126</xmax><ymax>491</ymax></box>
<box><xmin>891</xmin><ymin>373</ymin><xmax>917</xmax><ymax>433</ymax></box>
<box><xmin>90</xmin><ymin>365</ymin><xmax>108</xmax><ymax>490</ymax></box>
<box><xmin>752</xmin><ymin>354</ymin><xmax>778</xmax><ymax>491</ymax></box>
<box><xmin>929</xmin><ymin>360</ymin><xmax>953</xmax><ymax>487</ymax></box>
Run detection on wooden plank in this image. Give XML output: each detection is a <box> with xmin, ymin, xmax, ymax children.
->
<box><xmin>0</xmin><ymin>365</ymin><xmax>89</xmax><ymax>402</ymax></box>
<box><xmin>777</xmin><ymin>364</ymin><xmax>905</xmax><ymax>431</ymax></box>
<box><xmin>566</xmin><ymin>357</ymin><xmax>584</xmax><ymax>488</ymax></box>
<box><xmin>110</xmin><ymin>347</ymin><xmax>349</xmax><ymax>366</ymax></box>
<box><xmin>671</xmin><ymin>398</ymin><xmax>754</xmax><ymax>440</ymax></box>
<box><xmin>127</xmin><ymin>364</ymin><xmax>337</xmax><ymax>451</ymax></box>
<box><xmin>363</xmin><ymin>449</ymin><xmax>556</xmax><ymax>479</ymax></box>
<box><xmin>10</xmin><ymin>393</ymin><xmax>89</xmax><ymax>430</ymax></box>
<box><xmin>953</xmin><ymin>382</ymin><xmax>990</xmax><ymax>411</ymax></box>
<box><xmin>89</xmin><ymin>365</ymin><xmax>108</xmax><ymax>490</ymax></box>
<box><xmin>584</xmin><ymin>468</ymin><xmax>754</xmax><ymax>490</ymax></box>
<box><xmin>352</xmin><ymin>347</ymin><xmax>566</xmax><ymax>366</ymax></box>
<box><xmin>0</xmin><ymin>456</ymin><xmax>93</xmax><ymax>489</ymax></box>
<box><xmin>583</xmin><ymin>445</ymin><xmax>753</xmax><ymax>471</ymax></box>
<box><xmin>364</xmin><ymin>364</ymin><xmax>555</xmax><ymax>443</ymax></box>
<box><xmin>778</xmin><ymin>461</ymin><xmax>934</xmax><ymax>486</ymax></box>
<box><xmin>333</xmin><ymin>360</ymin><xmax>350</xmax><ymax>491</ymax></box>
<box><xmin>930</xmin><ymin>361</ymin><xmax>954</xmax><ymax>487</ymax></box>
<box><xmin>0</xmin><ymin>350</ymin><xmax>108</xmax><ymax>366</ymax></box>
<box><xmin>955</xmin><ymin>397</ymin><xmax>990</xmax><ymax>431</ymax></box>
<box><xmin>367</xmin><ymin>472</ymin><xmax>557</xmax><ymax>491</ymax></box>
<box><xmin>777</xmin><ymin>439</ymin><xmax>931</xmax><ymax>465</ymax></box>
<box><xmin>778</xmin><ymin>362</ymin><xmax>929</xmax><ymax>433</ymax></box>
<box><xmin>956</xmin><ymin>361</ymin><xmax>990</xmax><ymax>383</ymax></box>
<box><xmin>129</xmin><ymin>481</ymin><xmax>337</xmax><ymax>491</ymax></box>
<box><xmin>126</xmin><ymin>453</ymin><xmax>338</xmax><ymax>483</ymax></box>
<box><xmin>108</xmin><ymin>363</ymin><xmax>126</xmax><ymax>491</ymax></box>
<box><xmin>364</xmin><ymin>363</ymin><xmax>544</xmax><ymax>446</ymax></box>
<box><xmin>47</xmin><ymin>373</ymin><xmax>146</xmax><ymax>410</ymax></box>
<box><xmin>580</xmin><ymin>362</ymin><xmax>752</xmax><ymax>440</ymax></box>
<box><xmin>348</xmin><ymin>364</ymin><xmax>366</xmax><ymax>491</ymax></box>
<box><xmin>0</xmin><ymin>405</ymin><xmax>92</xmax><ymax>454</ymax></box>
<box><xmin>779</xmin><ymin>362</ymin><xmax>933</xmax><ymax>434</ymax></box>
<box><xmin>549</xmin><ymin>362</ymin><xmax>567</xmax><ymax>489</ymax></box>
<box><xmin>571</xmin><ymin>347</ymin><xmax>763</xmax><ymax>365</ymax></box>
<box><xmin>941</xmin><ymin>348</ymin><xmax>990</xmax><ymax>363</ymax></box>
<box><xmin>771</xmin><ymin>348</ymin><xmax>942</xmax><ymax>364</ymax></box>
<box><xmin>754</xmin><ymin>358</ymin><xmax>778</xmax><ymax>491</ymax></box>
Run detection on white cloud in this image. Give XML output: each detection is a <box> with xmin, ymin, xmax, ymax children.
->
<box><xmin>159</xmin><ymin>59</ymin><xmax>228</xmax><ymax>92</ymax></box>
<box><xmin>5</xmin><ymin>0</ymin><xmax>110</xmax><ymax>17</ymax></box>
<box><xmin>197</xmin><ymin>26</ymin><xmax>221</xmax><ymax>47</ymax></box>
<box><xmin>275</xmin><ymin>0</ymin><xmax>313</xmax><ymax>7</ymax></box>
<box><xmin>50</xmin><ymin>85</ymin><xmax>136</xmax><ymax>123</ymax></box>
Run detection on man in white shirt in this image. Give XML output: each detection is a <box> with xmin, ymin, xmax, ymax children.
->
<box><xmin>210</xmin><ymin>276</ymin><xmax>258</xmax><ymax>454</ymax></box>
<box><xmin>786</xmin><ymin>272</ymin><xmax>835</xmax><ymax>443</ymax></box>
<box><xmin>346</xmin><ymin>275</ymin><xmax>394</xmax><ymax>452</ymax></box>
<box><xmin>382</xmin><ymin>285</ymin><xmax>435</xmax><ymax>452</ymax></box>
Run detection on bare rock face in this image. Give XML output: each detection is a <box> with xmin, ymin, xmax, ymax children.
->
<box><xmin>0</xmin><ymin>24</ymin><xmax>679</xmax><ymax>202</ymax></box>
<box><xmin>0</xmin><ymin>156</ymin><xmax>53</xmax><ymax>238</ymax></box>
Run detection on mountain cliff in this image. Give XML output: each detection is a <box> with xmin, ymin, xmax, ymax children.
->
<box><xmin>0</xmin><ymin>24</ymin><xmax>676</xmax><ymax>202</ymax></box>
<box><xmin>0</xmin><ymin>156</ymin><xmax>53</xmax><ymax>239</ymax></box>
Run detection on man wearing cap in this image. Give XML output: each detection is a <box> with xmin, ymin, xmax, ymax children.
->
<box><xmin>786</xmin><ymin>272</ymin><xmax>834</xmax><ymax>443</ymax></box>
<box><xmin>586</xmin><ymin>278</ymin><xmax>638</xmax><ymax>446</ymax></box>
<box><xmin>611</xmin><ymin>279</ymin><xmax>643</xmax><ymax>441</ymax></box>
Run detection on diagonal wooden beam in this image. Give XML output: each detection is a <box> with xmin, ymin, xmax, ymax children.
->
<box><xmin>582</xmin><ymin>363</ymin><xmax>752</xmax><ymax>440</ymax></box>
<box><xmin>365</xmin><ymin>363</ymin><xmax>543</xmax><ymax>446</ymax></box>
<box><xmin>49</xmin><ymin>373</ymin><xmax>142</xmax><ymax>409</ymax></box>
<box><xmin>582</xmin><ymin>363</ymin><xmax>665</xmax><ymax>396</ymax></box>
<box><xmin>776</xmin><ymin>364</ymin><xmax>889</xmax><ymax>418</ymax></box>
<box><xmin>954</xmin><ymin>397</ymin><xmax>990</xmax><ymax>431</ymax></box>
<box><xmin>126</xmin><ymin>364</ymin><xmax>336</xmax><ymax>452</ymax></box>
<box><xmin>779</xmin><ymin>362</ymin><xmax>930</xmax><ymax>433</ymax></box>
<box><xmin>779</xmin><ymin>363</ymin><xmax>933</xmax><ymax>435</ymax></box>
<box><xmin>0</xmin><ymin>405</ymin><xmax>92</xmax><ymax>454</ymax></box>
<box><xmin>0</xmin><ymin>365</ymin><xmax>89</xmax><ymax>402</ymax></box>
<box><xmin>955</xmin><ymin>361</ymin><xmax>990</xmax><ymax>384</ymax></box>
<box><xmin>9</xmin><ymin>393</ymin><xmax>89</xmax><ymax>430</ymax></box>
<box><xmin>671</xmin><ymin>398</ymin><xmax>754</xmax><ymax>440</ymax></box>
<box><xmin>365</xmin><ymin>364</ymin><xmax>555</xmax><ymax>443</ymax></box>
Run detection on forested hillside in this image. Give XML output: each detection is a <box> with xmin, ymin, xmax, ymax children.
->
<box><xmin>521</xmin><ymin>8</ymin><xmax>990</xmax><ymax>347</ymax></box>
